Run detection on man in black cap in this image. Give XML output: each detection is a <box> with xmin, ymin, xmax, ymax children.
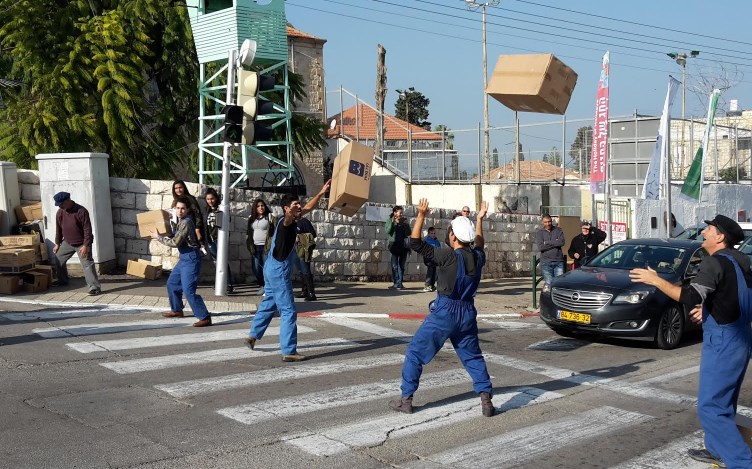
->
<box><xmin>568</xmin><ymin>220</ymin><xmax>607</xmax><ymax>269</ymax></box>
<box><xmin>630</xmin><ymin>214</ymin><xmax>752</xmax><ymax>468</ymax></box>
<box><xmin>52</xmin><ymin>192</ymin><xmax>101</xmax><ymax>295</ymax></box>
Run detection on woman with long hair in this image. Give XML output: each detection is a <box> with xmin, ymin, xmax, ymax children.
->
<box><xmin>171</xmin><ymin>180</ymin><xmax>205</xmax><ymax>249</ymax></box>
<box><xmin>246</xmin><ymin>198</ymin><xmax>276</xmax><ymax>296</ymax></box>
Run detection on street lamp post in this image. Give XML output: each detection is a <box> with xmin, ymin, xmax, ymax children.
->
<box><xmin>464</xmin><ymin>0</ymin><xmax>500</xmax><ymax>180</ymax></box>
<box><xmin>667</xmin><ymin>50</ymin><xmax>699</xmax><ymax>175</ymax></box>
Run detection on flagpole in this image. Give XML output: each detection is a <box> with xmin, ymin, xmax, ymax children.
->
<box><xmin>666</xmin><ymin>113</ymin><xmax>672</xmax><ymax>238</ymax></box>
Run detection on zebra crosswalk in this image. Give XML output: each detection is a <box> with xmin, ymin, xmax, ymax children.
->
<box><xmin>16</xmin><ymin>305</ymin><xmax>719</xmax><ymax>468</ymax></box>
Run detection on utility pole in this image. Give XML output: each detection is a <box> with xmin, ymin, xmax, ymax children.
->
<box><xmin>464</xmin><ymin>0</ymin><xmax>500</xmax><ymax>179</ymax></box>
<box><xmin>667</xmin><ymin>50</ymin><xmax>699</xmax><ymax>175</ymax></box>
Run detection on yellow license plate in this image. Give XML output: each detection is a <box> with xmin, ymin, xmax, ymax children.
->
<box><xmin>558</xmin><ymin>310</ymin><xmax>591</xmax><ymax>324</ymax></box>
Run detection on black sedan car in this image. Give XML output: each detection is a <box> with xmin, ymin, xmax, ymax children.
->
<box><xmin>539</xmin><ymin>238</ymin><xmax>705</xmax><ymax>350</ymax></box>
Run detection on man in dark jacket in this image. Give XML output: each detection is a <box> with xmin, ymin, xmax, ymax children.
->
<box><xmin>52</xmin><ymin>192</ymin><xmax>101</xmax><ymax>295</ymax></box>
<box><xmin>630</xmin><ymin>215</ymin><xmax>752</xmax><ymax>468</ymax></box>
<box><xmin>568</xmin><ymin>221</ymin><xmax>607</xmax><ymax>269</ymax></box>
<box><xmin>535</xmin><ymin>214</ymin><xmax>565</xmax><ymax>292</ymax></box>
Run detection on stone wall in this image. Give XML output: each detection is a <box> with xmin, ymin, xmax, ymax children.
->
<box><xmin>15</xmin><ymin>170</ymin><xmax>542</xmax><ymax>281</ymax></box>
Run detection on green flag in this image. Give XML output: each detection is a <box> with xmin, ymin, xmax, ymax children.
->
<box><xmin>680</xmin><ymin>90</ymin><xmax>721</xmax><ymax>201</ymax></box>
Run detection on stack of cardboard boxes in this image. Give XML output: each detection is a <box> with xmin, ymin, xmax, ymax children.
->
<box><xmin>0</xmin><ymin>234</ymin><xmax>53</xmax><ymax>294</ymax></box>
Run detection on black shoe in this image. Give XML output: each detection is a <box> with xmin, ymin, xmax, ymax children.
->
<box><xmin>51</xmin><ymin>280</ymin><xmax>68</xmax><ymax>287</ymax></box>
<box><xmin>687</xmin><ymin>448</ymin><xmax>726</xmax><ymax>468</ymax></box>
<box><xmin>88</xmin><ymin>288</ymin><xmax>101</xmax><ymax>296</ymax></box>
<box><xmin>226</xmin><ymin>286</ymin><xmax>234</xmax><ymax>294</ymax></box>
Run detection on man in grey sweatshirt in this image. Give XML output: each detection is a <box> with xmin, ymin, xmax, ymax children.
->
<box><xmin>535</xmin><ymin>214</ymin><xmax>565</xmax><ymax>292</ymax></box>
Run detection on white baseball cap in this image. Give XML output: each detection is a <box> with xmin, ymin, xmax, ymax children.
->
<box><xmin>450</xmin><ymin>216</ymin><xmax>476</xmax><ymax>243</ymax></box>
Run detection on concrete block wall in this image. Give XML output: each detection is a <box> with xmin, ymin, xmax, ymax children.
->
<box><xmin>15</xmin><ymin>170</ymin><xmax>542</xmax><ymax>281</ymax></box>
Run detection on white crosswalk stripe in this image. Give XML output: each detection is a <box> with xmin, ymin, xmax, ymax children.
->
<box><xmin>33</xmin><ymin>315</ymin><xmax>251</xmax><ymax>338</ymax></box>
<box><xmin>217</xmin><ymin>368</ymin><xmax>473</xmax><ymax>425</ymax></box>
<box><xmin>609</xmin><ymin>430</ymin><xmax>708</xmax><ymax>469</ymax></box>
<box><xmin>1</xmin><ymin>307</ymin><xmax>158</xmax><ymax>321</ymax></box>
<box><xmin>103</xmin><ymin>338</ymin><xmax>358</xmax><ymax>374</ymax></box>
<box><xmin>282</xmin><ymin>386</ymin><xmax>564</xmax><ymax>457</ymax></box>
<box><xmin>155</xmin><ymin>351</ymin><xmax>401</xmax><ymax>397</ymax></box>
<box><xmin>481</xmin><ymin>320</ymin><xmax>547</xmax><ymax>331</ymax></box>
<box><xmin>405</xmin><ymin>406</ymin><xmax>653</xmax><ymax>468</ymax></box>
<box><xmin>65</xmin><ymin>325</ymin><xmax>316</xmax><ymax>353</ymax></box>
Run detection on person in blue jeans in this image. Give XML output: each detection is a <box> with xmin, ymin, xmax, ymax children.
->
<box><xmin>246</xmin><ymin>198</ymin><xmax>276</xmax><ymax>296</ymax></box>
<box><xmin>631</xmin><ymin>215</ymin><xmax>752</xmax><ymax>469</ymax></box>
<box><xmin>535</xmin><ymin>214</ymin><xmax>565</xmax><ymax>292</ymax></box>
<box><xmin>246</xmin><ymin>181</ymin><xmax>330</xmax><ymax>362</ymax></box>
<box><xmin>150</xmin><ymin>196</ymin><xmax>212</xmax><ymax>327</ymax></box>
<box><xmin>386</xmin><ymin>205</ymin><xmax>410</xmax><ymax>290</ymax></box>
<box><xmin>390</xmin><ymin>198</ymin><xmax>495</xmax><ymax>418</ymax></box>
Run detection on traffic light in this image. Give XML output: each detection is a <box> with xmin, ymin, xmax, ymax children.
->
<box><xmin>222</xmin><ymin>105</ymin><xmax>243</xmax><ymax>144</ymax></box>
<box><xmin>237</xmin><ymin>69</ymin><xmax>276</xmax><ymax>144</ymax></box>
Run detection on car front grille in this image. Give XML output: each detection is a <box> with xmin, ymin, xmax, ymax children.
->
<box><xmin>552</xmin><ymin>287</ymin><xmax>613</xmax><ymax>312</ymax></box>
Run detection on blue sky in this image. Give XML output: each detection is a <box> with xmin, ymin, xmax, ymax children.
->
<box><xmin>286</xmin><ymin>0</ymin><xmax>752</xmax><ymax>171</ymax></box>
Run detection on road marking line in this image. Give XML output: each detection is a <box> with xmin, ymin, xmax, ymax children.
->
<box><xmin>66</xmin><ymin>325</ymin><xmax>316</xmax><ymax>353</ymax></box>
<box><xmin>526</xmin><ymin>337</ymin><xmax>597</xmax><ymax>350</ymax></box>
<box><xmin>408</xmin><ymin>406</ymin><xmax>652</xmax><ymax>469</ymax></box>
<box><xmin>283</xmin><ymin>386</ymin><xmax>564</xmax><ymax>457</ymax></box>
<box><xmin>317</xmin><ymin>316</ymin><xmax>413</xmax><ymax>342</ymax></box>
<box><xmin>609</xmin><ymin>430</ymin><xmax>707</xmax><ymax>468</ymax></box>
<box><xmin>101</xmin><ymin>337</ymin><xmax>354</xmax><ymax>374</ymax></box>
<box><xmin>32</xmin><ymin>315</ymin><xmax>251</xmax><ymax>338</ymax></box>
<box><xmin>155</xmin><ymin>351</ymin><xmax>399</xmax><ymax>396</ymax></box>
<box><xmin>1</xmin><ymin>307</ymin><xmax>159</xmax><ymax>321</ymax></box>
<box><xmin>481</xmin><ymin>320</ymin><xmax>547</xmax><ymax>331</ymax></box>
<box><xmin>217</xmin><ymin>368</ymin><xmax>472</xmax><ymax>425</ymax></box>
<box><xmin>639</xmin><ymin>366</ymin><xmax>700</xmax><ymax>385</ymax></box>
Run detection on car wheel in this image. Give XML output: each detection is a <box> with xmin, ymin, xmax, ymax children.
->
<box><xmin>655</xmin><ymin>305</ymin><xmax>684</xmax><ymax>350</ymax></box>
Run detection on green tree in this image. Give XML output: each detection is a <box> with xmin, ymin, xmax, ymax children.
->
<box><xmin>542</xmin><ymin>146</ymin><xmax>562</xmax><ymax>166</ymax></box>
<box><xmin>492</xmin><ymin>147</ymin><xmax>499</xmax><ymax>168</ymax></box>
<box><xmin>0</xmin><ymin>1</ymin><xmax>325</xmax><ymax>179</ymax></box>
<box><xmin>569</xmin><ymin>125</ymin><xmax>593</xmax><ymax>174</ymax></box>
<box><xmin>395</xmin><ymin>87</ymin><xmax>431</xmax><ymax>130</ymax></box>
<box><xmin>435</xmin><ymin>124</ymin><xmax>454</xmax><ymax>149</ymax></box>
<box><xmin>719</xmin><ymin>166</ymin><xmax>747</xmax><ymax>182</ymax></box>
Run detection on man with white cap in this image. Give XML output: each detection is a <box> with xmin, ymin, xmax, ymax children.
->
<box><xmin>389</xmin><ymin>198</ymin><xmax>495</xmax><ymax>418</ymax></box>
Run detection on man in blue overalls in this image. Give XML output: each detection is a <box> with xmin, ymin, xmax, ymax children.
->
<box><xmin>246</xmin><ymin>181</ymin><xmax>330</xmax><ymax>362</ymax></box>
<box><xmin>390</xmin><ymin>198</ymin><xmax>495</xmax><ymax>418</ymax></box>
<box><xmin>631</xmin><ymin>215</ymin><xmax>752</xmax><ymax>469</ymax></box>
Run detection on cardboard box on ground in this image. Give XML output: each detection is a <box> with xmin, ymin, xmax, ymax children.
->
<box><xmin>136</xmin><ymin>210</ymin><xmax>172</xmax><ymax>238</ymax></box>
<box><xmin>486</xmin><ymin>53</ymin><xmax>578</xmax><ymax>115</ymax></box>
<box><xmin>127</xmin><ymin>259</ymin><xmax>163</xmax><ymax>280</ymax></box>
<box><xmin>328</xmin><ymin>142</ymin><xmax>374</xmax><ymax>217</ymax></box>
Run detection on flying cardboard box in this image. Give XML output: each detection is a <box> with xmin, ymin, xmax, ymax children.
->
<box><xmin>328</xmin><ymin>142</ymin><xmax>374</xmax><ymax>217</ymax></box>
<box><xmin>486</xmin><ymin>53</ymin><xmax>578</xmax><ymax>115</ymax></box>
<box><xmin>136</xmin><ymin>210</ymin><xmax>172</xmax><ymax>238</ymax></box>
<box><xmin>14</xmin><ymin>202</ymin><xmax>43</xmax><ymax>222</ymax></box>
<box><xmin>127</xmin><ymin>258</ymin><xmax>163</xmax><ymax>280</ymax></box>
<box><xmin>0</xmin><ymin>275</ymin><xmax>23</xmax><ymax>295</ymax></box>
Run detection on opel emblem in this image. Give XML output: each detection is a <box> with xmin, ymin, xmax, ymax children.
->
<box><xmin>571</xmin><ymin>292</ymin><xmax>580</xmax><ymax>301</ymax></box>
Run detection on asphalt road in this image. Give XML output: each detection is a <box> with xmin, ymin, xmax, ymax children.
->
<box><xmin>0</xmin><ymin>299</ymin><xmax>748</xmax><ymax>468</ymax></box>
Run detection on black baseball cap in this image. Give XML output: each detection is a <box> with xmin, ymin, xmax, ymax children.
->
<box><xmin>704</xmin><ymin>215</ymin><xmax>744</xmax><ymax>246</ymax></box>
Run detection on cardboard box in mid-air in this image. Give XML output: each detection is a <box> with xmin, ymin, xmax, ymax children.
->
<box><xmin>486</xmin><ymin>53</ymin><xmax>578</xmax><ymax>115</ymax></box>
<box><xmin>136</xmin><ymin>210</ymin><xmax>172</xmax><ymax>238</ymax></box>
<box><xmin>328</xmin><ymin>142</ymin><xmax>374</xmax><ymax>217</ymax></box>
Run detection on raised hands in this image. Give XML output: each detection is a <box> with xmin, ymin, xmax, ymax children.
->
<box><xmin>417</xmin><ymin>198</ymin><xmax>430</xmax><ymax>216</ymax></box>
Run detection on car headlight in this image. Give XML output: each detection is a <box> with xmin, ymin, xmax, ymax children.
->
<box><xmin>613</xmin><ymin>290</ymin><xmax>652</xmax><ymax>304</ymax></box>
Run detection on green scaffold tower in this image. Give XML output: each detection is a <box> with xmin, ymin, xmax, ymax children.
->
<box><xmin>186</xmin><ymin>0</ymin><xmax>293</xmax><ymax>187</ymax></box>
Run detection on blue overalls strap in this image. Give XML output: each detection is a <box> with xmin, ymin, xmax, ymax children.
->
<box><xmin>267</xmin><ymin>219</ymin><xmax>297</xmax><ymax>266</ymax></box>
<box><xmin>449</xmin><ymin>249</ymin><xmax>481</xmax><ymax>302</ymax></box>
<box><xmin>718</xmin><ymin>253</ymin><xmax>752</xmax><ymax>325</ymax></box>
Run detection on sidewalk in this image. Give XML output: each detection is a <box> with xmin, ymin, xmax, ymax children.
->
<box><xmin>1</xmin><ymin>273</ymin><xmax>539</xmax><ymax>319</ymax></box>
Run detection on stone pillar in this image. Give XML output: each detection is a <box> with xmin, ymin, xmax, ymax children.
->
<box><xmin>0</xmin><ymin>161</ymin><xmax>20</xmax><ymax>235</ymax></box>
<box><xmin>36</xmin><ymin>153</ymin><xmax>116</xmax><ymax>274</ymax></box>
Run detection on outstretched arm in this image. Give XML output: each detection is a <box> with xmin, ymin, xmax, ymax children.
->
<box><xmin>475</xmin><ymin>201</ymin><xmax>487</xmax><ymax>249</ymax></box>
<box><xmin>301</xmin><ymin>179</ymin><xmax>332</xmax><ymax>216</ymax></box>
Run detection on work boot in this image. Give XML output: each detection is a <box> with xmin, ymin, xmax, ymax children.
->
<box><xmin>161</xmin><ymin>311</ymin><xmax>184</xmax><ymax>318</ymax></box>
<box><xmin>192</xmin><ymin>317</ymin><xmax>212</xmax><ymax>327</ymax></box>
<box><xmin>282</xmin><ymin>353</ymin><xmax>306</xmax><ymax>362</ymax></box>
<box><xmin>687</xmin><ymin>448</ymin><xmax>726</xmax><ymax>468</ymax></box>
<box><xmin>389</xmin><ymin>396</ymin><xmax>413</xmax><ymax>414</ymax></box>
<box><xmin>305</xmin><ymin>274</ymin><xmax>317</xmax><ymax>301</ymax></box>
<box><xmin>480</xmin><ymin>392</ymin><xmax>495</xmax><ymax>417</ymax></box>
<box><xmin>246</xmin><ymin>337</ymin><xmax>256</xmax><ymax>350</ymax></box>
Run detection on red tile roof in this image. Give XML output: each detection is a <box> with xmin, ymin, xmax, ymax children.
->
<box><xmin>327</xmin><ymin>104</ymin><xmax>442</xmax><ymax>141</ymax></box>
<box><xmin>286</xmin><ymin>25</ymin><xmax>325</xmax><ymax>42</ymax></box>
<box><xmin>478</xmin><ymin>160</ymin><xmax>581</xmax><ymax>182</ymax></box>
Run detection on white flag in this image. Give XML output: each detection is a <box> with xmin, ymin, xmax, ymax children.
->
<box><xmin>642</xmin><ymin>77</ymin><xmax>681</xmax><ymax>200</ymax></box>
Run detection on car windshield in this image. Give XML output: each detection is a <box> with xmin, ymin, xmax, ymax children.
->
<box><xmin>739</xmin><ymin>237</ymin><xmax>752</xmax><ymax>256</ymax></box>
<box><xmin>587</xmin><ymin>244</ymin><xmax>687</xmax><ymax>273</ymax></box>
<box><xmin>675</xmin><ymin>225</ymin><xmax>752</xmax><ymax>244</ymax></box>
